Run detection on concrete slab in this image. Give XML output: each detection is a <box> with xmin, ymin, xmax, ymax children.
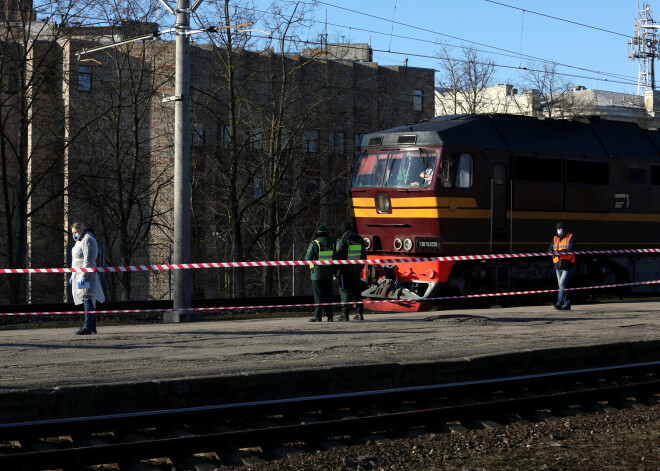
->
<box><xmin>0</xmin><ymin>301</ymin><xmax>658</xmax><ymax>421</ymax></box>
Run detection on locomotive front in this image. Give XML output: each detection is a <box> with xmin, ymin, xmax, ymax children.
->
<box><xmin>351</xmin><ymin>124</ymin><xmax>465</xmax><ymax>311</ymax></box>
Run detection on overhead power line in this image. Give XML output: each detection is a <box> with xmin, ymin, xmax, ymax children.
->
<box><xmin>310</xmin><ymin>1</ymin><xmax>634</xmax><ymax>84</ymax></box>
<box><xmin>178</xmin><ymin>34</ymin><xmax>638</xmax><ymax>88</ymax></box>
<box><xmin>484</xmin><ymin>0</ymin><xmax>631</xmax><ymax>38</ymax></box>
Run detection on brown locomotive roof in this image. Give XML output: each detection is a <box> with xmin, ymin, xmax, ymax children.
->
<box><xmin>361</xmin><ymin>114</ymin><xmax>660</xmax><ymax>161</ymax></box>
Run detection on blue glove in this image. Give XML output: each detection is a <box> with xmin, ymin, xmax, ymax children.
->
<box><xmin>68</xmin><ymin>276</ymin><xmax>73</xmax><ymax>285</ymax></box>
<box><xmin>76</xmin><ymin>276</ymin><xmax>89</xmax><ymax>289</ymax></box>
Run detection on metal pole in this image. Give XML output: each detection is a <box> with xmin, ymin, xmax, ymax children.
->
<box><xmin>232</xmin><ymin>243</ymin><xmax>236</xmax><ymax>298</ymax></box>
<box><xmin>510</xmin><ymin>179</ymin><xmax>513</xmax><ymax>253</ymax></box>
<box><xmin>292</xmin><ymin>243</ymin><xmax>296</xmax><ymax>296</ymax></box>
<box><xmin>169</xmin><ymin>0</ymin><xmax>193</xmax><ymax>321</ymax></box>
<box><xmin>489</xmin><ymin>179</ymin><xmax>493</xmax><ymax>254</ymax></box>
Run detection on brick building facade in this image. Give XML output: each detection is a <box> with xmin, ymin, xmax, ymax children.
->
<box><xmin>4</xmin><ymin>26</ymin><xmax>435</xmax><ymax>303</ymax></box>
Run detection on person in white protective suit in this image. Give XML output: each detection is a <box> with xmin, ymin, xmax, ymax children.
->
<box><xmin>69</xmin><ymin>222</ymin><xmax>105</xmax><ymax>335</ymax></box>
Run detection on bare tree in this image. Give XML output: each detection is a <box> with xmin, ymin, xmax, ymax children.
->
<box><xmin>436</xmin><ymin>46</ymin><xmax>496</xmax><ymax>115</ymax></box>
<box><xmin>191</xmin><ymin>0</ymin><xmax>349</xmax><ymax>297</ymax></box>
<box><xmin>522</xmin><ymin>61</ymin><xmax>576</xmax><ymax>118</ymax></box>
<box><xmin>0</xmin><ymin>0</ymin><xmax>100</xmax><ymax>303</ymax></box>
<box><xmin>70</xmin><ymin>39</ymin><xmax>175</xmax><ymax>301</ymax></box>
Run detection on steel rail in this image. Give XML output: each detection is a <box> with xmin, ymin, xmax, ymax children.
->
<box><xmin>1</xmin><ymin>361</ymin><xmax>657</xmax><ymax>468</ymax></box>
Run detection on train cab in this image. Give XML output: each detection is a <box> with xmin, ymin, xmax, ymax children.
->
<box><xmin>351</xmin><ymin>124</ymin><xmax>470</xmax><ymax>310</ymax></box>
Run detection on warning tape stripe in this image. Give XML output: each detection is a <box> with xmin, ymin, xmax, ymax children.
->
<box><xmin>2</xmin><ymin>248</ymin><xmax>660</xmax><ymax>274</ymax></box>
<box><xmin>2</xmin><ymin>278</ymin><xmax>659</xmax><ymax>316</ymax></box>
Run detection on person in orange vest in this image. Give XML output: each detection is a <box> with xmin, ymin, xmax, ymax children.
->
<box><xmin>549</xmin><ymin>222</ymin><xmax>576</xmax><ymax>310</ymax></box>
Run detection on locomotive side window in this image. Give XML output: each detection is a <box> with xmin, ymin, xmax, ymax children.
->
<box><xmin>494</xmin><ymin>163</ymin><xmax>506</xmax><ymax>185</ymax></box>
<box><xmin>566</xmin><ymin>160</ymin><xmax>609</xmax><ymax>185</ymax></box>
<box><xmin>514</xmin><ymin>156</ymin><xmax>561</xmax><ymax>182</ymax></box>
<box><xmin>439</xmin><ymin>153</ymin><xmax>472</xmax><ymax>188</ymax></box>
<box><xmin>627</xmin><ymin>167</ymin><xmax>647</xmax><ymax>184</ymax></box>
<box><xmin>456</xmin><ymin>153</ymin><xmax>473</xmax><ymax>188</ymax></box>
<box><xmin>653</xmin><ymin>166</ymin><xmax>660</xmax><ymax>185</ymax></box>
<box><xmin>440</xmin><ymin>160</ymin><xmax>456</xmax><ymax>188</ymax></box>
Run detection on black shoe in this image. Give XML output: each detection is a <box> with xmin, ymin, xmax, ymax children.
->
<box><xmin>354</xmin><ymin>314</ymin><xmax>364</xmax><ymax>320</ymax></box>
<box><xmin>338</xmin><ymin>314</ymin><xmax>349</xmax><ymax>321</ymax></box>
<box><xmin>327</xmin><ymin>317</ymin><xmax>334</xmax><ymax>322</ymax></box>
<box><xmin>91</xmin><ymin>329</ymin><xmax>97</xmax><ymax>334</ymax></box>
<box><xmin>309</xmin><ymin>317</ymin><xmax>322</xmax><ymax>322</ymax></box>
<box><xmin>75</xmin><ymin>327</ymin><xmax>92</xmax><ymax>335</ymax></box>
<box><xmin>553</xmin><ymin>304</ymin><xmax>562</xmax><ymax>310</ymax></box>
<box><xmin>561</xmin><ymin>305</ymin><xmax>571</xmax><ymax>310</ymax></box>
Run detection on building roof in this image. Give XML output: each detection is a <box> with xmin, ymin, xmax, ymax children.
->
<box><xmin>572</xmin><ymin>88</ymin><xmax>644</xmax><ymax>111</ymax></box>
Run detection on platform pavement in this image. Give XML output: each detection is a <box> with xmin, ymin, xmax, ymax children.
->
<box><xmin>0</xmin><ymin>301</ymin><xmax>660</xmax><ymax>423</ymax></box>
<box><xmin>0</xmin><ymin>301</ymin><xmax>658</xmax><ymax>422</ymax></box>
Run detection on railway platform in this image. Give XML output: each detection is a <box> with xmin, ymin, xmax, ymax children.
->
<box><xmin>0</xmin><ymin>300</ymin><xmax>658</xmax><ymax>423</ymax></box>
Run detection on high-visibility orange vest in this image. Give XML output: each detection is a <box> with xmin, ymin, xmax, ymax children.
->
<box><xmin>552</xmin><ymin>233</ymin><xmax>575</xmax><ymax>264</ymax></box>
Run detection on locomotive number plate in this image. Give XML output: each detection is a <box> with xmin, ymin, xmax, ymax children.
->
<box><xmin>416</xmin><ymin>239</ymin><xmax>441</xmax><ymax>251</ymax></box>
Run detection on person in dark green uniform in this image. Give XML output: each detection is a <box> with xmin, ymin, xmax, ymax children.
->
<box><xmin>335</xmin><ymin>221</ymin><xmax>367</xmax><ymax>321</ymax></box>
<box><xmin>305</xmin><ymin>225</ymin><xmax>335</xmax><ymax>322</ymax></box>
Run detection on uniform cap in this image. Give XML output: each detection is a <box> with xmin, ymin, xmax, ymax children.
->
<box><xmin>341</xmin><ymin>221</ymin><xmax>353</xmax><ymax>233</ymax></box>
<box><xmin>316</xmin><ymin>225</ymin><xmax>328</xmax><ymax>234</ymax></box>
<box><xmin>555</xmin><ymin>222</ymin><xmax>565</xmax><ymax>230</ymax></box>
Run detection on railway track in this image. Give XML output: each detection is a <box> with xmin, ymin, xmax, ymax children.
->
<box><xmin>0</xmin><ymin>361</ymin><xmax>657</xmax><ymax>470</ymax></box>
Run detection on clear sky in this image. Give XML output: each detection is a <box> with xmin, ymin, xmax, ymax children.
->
<box><xmin>252</xmin><ymin>0</ymin><xmax>648</xmax><ymax>96</ymax></box>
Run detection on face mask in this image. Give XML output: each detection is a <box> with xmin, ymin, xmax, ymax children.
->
<box><xmin>73</xmin><ymin>233</ymin><xmax>80</xmax><ymax>241</ymax></box>
<box><xmin>557</xmin><ymin>230</ymin><xmax>564</xmax><ymax>237</ymax></box>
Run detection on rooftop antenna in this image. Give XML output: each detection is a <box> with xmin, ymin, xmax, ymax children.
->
<box><xmin>630</xmin><ymin>1</ymin><xmax>660</xmax><ymax>94</ymax></box>
<box><xmin>324</xmin><ymin>9</ymin><xmax>328</xmax><ymax>54</ymax></box>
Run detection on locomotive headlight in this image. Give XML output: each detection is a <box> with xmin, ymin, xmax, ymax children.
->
<box><xmin>393</xmin><ymin>238</ymin><xmax>403</xmax><ymax>251</ymax></box>
<box><xmin>376</xmin><ymin>193</ymin><xmax>391</xmax><ymax>213</ymax></box>
<box><xmin>364</xmin><ymin>237</ymin><xmax>372</xmax><ymax>250</ymax></box>
<box><xmin>403</xmin><ymin>238</ymin><xmax>413</xmax><ymax>251</ymax></box>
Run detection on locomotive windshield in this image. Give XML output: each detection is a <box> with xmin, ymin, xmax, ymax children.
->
<box><xmin>353</xmin><ymin>151</ymin><xmax>438</xmax><ymax>188</ymax></box>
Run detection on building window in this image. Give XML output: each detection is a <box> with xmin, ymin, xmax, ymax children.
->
<box><xmin>354</xmin><ymin>133</ymin><xmax>364</xmax><ymax>157</ymax></box>
<box><xmin>302</xmin><ymin>130</ymin><xmax>318</xmax><ymax>153</ymax></box>
<box><xmin>192</xmin><ymin>123</ymin><xmax>204</xmax><ymax>147</ymax></box>
<box><xmin>218</xmin><ymin>124</ymin><xmax>230</xmax><ymax>147</ymax></box>
<box><xmin>249</xmin><ymin>131</ymin><xmax>263</xmax><ymax>150</ymax></box>
<box><xmin>280</xmin><ymin>128</ymin><xmax>290</xmax><ymax>150</ymax></box>
<box><xmin>78</xmin><ymin>65</ymin><xmax>92</xmax><ymax>91</ymax></box>
<box><xmin>413</xmin><ymin>89</ymin><xmax>423</xmax><ymax>111</ymax></box>
<box><xmin>329</xmin><ymin>131</ymin><xmax>345</xmax><ymax>155</ymax></box>
<box><xmin>253</xmin><ymin>177</ymin><xmax>263</xmax><ymax>200</ymax></box>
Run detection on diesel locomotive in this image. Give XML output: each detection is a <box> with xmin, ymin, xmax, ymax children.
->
<box><xmin>351</xmin><ymin>114</ymin><xmax>660</xmax><ymax>311</ymax></box>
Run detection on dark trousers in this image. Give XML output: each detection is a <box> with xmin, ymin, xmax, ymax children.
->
<box><xmin>338</xmin><ymin>273</ymin><xmax>363</xmax><ymax>315</ymax></box>
<box><xmin>82</xmin><ymin>298</ymin><xmax>96</xmax><ymax>331</ymax></box>
<box><xmin>311</xmin><ymin>279</ymin><xmax>334</xmax><ymax>319</ymax></box>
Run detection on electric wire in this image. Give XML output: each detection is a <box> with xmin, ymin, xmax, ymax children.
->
<box><xmin>284</xmin><ymin>2</ymin><xmax>637</xmax><ymax>84</ymax></box>
<box><xmin>484</xmin><ymin>0</ymin><xmax>631</xmax><ymax>38</ymax></box>
<box><xmin>70</xmin><ymin>2</ymin><xmax>636</xmax><ymax>85</ymax></box>
<box><xmin>48</xmin><ymin>2</ymin><xmax>639</xmax><ymax>88</ymax></box>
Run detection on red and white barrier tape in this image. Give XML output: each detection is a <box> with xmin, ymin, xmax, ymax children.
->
<box><xmin>2</xmin><ymin>248</ymin><xmax>660</xmax><ymax>274</ymax></box>
<box><xmin>2</xmin><ymin>278</ymin><xmax>659</xmax><ymax>317</ymax></box>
